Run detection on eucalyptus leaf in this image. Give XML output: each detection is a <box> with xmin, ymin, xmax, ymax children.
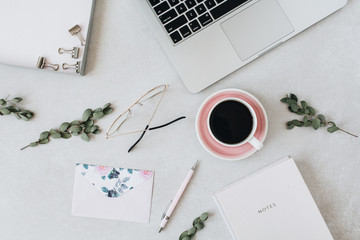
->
<box><xmin>39</xmin><ymin>131</ymin><xmax>50</xmax><ymax>140</ymax></box>
<box><xmin>287</xmin><ymin>124</ymin><xmax>295</xmax><ymax>129</ymax></box>
<box><xmin>90</xmin><ymin>125</ymin><xmax>98</xmax><ymax>133</ymax></box>
<box><xmin>50</xmin><ymin>129</ymin><xmax>61</xmax><ymax>139</ymax></box>
<box><xmin>303</xmin><ymin>116</ymin><xmax>308</xmax><ymax>123</ymax></box>
<box><xmin>103</xmin><ymin>107</ymin><xmax>113</xmax><ymax>115</ymax></box>
<box><xmin>179</xmin><ymin>231</ymin><xmax>188</xmax><ymax>240</ymax></box>
<box><xmin>94</xmin><ymin>108</ymin><xmax>103</xmax><ymax>113</ymax></box>
<box><xmin>81</xmin><ymin>132</ymin><xmax>90</xmax><ymax>142</ymax></box>
<box><xmin>30</xmin><ymin>142</ymin><xmax>38</xmax><ymax>147</ymax></box>
<box><xmin>70</xmin><ymin>120</ymin><xmax>80</xmax><ymax>126</ymax></box>
<box><xmin>307</xmin><ymin>106</ymin><xmax>316</xmax><ymax>115</ymax></box>
<box><xmin>304</xmin><ymin>121</ymin><xmax>312</xmax><ymax>127</ymax></box>
<box><xmin>82</xmin><ymin>108</ymin><xmax>92</xmax><ymax>122</ymax></box>
<box><xmin>193</xmin><ymin>217</ymin><xmax>201</xmax><ymax>226</ymax></box>
<box><xmin>312</xmin><ymin>117</ymin><xmax>321</xmax><ymax>130</ymax></box>
<box><xmin>0</xmin><ymin>99</ymin><xmax>5</xmax><ymax>105</ymax></box>
<box><xmin>93</xmin><ymin>111</ymin><xmax>104</xmax><ymax>120</ymax></box>
<box><xmin>12</xmin><ymin>97</ymin><xmax>22</xmax><ymax>103</ymax></box>
<box><xmin>93</xmin><ymin>129</ymin><xmax>101</xmax><ymax>134</ymax></box>
<box><xmin>85</xmin><ymin>120</ymin><xmax>94</xmax><ymax>127</ymax></box>
<box><xmin>327</xmin><ymin>126</ymin><xmax>339</xmax><ymax>133</ymax></box>
<box><xmin>39</xmin><ymin>139</ymin><xmax>49</xmax><ymax>144</ymax></box>
<box><xmin>195</xmin><ymin>222</ymin><xmax>204</xmax><ymax>230</ymax></box>
<box><xmin>200</xmin><ymin>212</ymin><xmax>209</xmax><ymax>222</ymax></box>
<box><xmin>290</xmin><ymin>104</ymin><xmax>299</xmax><ymax>112</ymax></box>
<box><xmin>301</xmin><ymin>101</ymin><xmax>307</xmax><ymax>109</ymax></box>
<box><xmin>318</xmin><ymin>114</ymin><xmax>326</xmax><ymax>122</ymax></box>
<box><xmin>60</xmin><ymin>122</ymin><xmax>70</xmax><ymax>132</ymax></box>
<box><xmin>103</xmin><ymin>103</ymin><xmax>111</xmax><ymax>109</ymax></box>
<box><xmin>290</xmin><ymin>93</ymin><xmax>298</xmax><ymax>102</ymax></box>
<box><xmin>61</xmin><ymin>132</ymin><xmax>72</xmax><ymax>139</ymax></box>
<box><xmin>280</xmin><ymin>97</ymin><xmax>288</xmax><ymax>103</ymax></box>
<box><xmin>70</xmin><ymin>125</ymin><xmax>82</xmax><ymax>134</ymax></box>
<box><xmin>0</xmin><ymin>108</ymin><xmax>11</xmax><ymax>115</ymax></box>
<box><xmin>19</xmin><ymin>115</ymin><xmax>29</xmax><ymax>121</ymax></box>
<box><xmin>187</xmin><ymin>227</ymin><xmax>197</xmax><ymax>236</ymax></box>
<box><xmin>181</xmin><ymin>237</ymin><xmax>191</xmax><ymax>240</ymax></box>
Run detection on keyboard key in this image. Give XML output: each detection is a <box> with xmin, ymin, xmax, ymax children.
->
<box><xmin>168</xmin><ymin>0</ymin><xmax>179</xmax><ymax>7</ymax></box>
<box><xmin>204</xmin><ymin>0</ymin><xmax>216</xmax><ymax>9</ymax></box>
<box><xmin>164</xmin><ymin>15</ymin><xmax>188</xmax><ymax>33</ymax></box>
<box><xmin>195</xmin><ymin>3</ymin><xmax>206</xmax><ymax>15</ymax></box>
<box><xmin>170</xmin><ymin>31</ymin><xmax>183</xmax><ymax>44</ymax></box>
<box><xmin>175</xmin><ymin>3</ymin><xmax>187</xmax><ymax>14</ymax></box>
<box><xmin>189</xmin><ymin>19</ymin><xmax>201</xmax><ymax>32</ymax></box>
<box><xmin>210</xmin><ymin>0</ymin><xmax>248</xmax><ymax>20</ymax></box>
<box><xmin>179</xmin><ymin>25</ymin><xmax>192</xmax><ymax>38</ymax></box>
<box><xmin>215</xmin><ymin>0</ymin><xmax>225</xmax><ymax>3</ymax></box>
<box><xmin>185</xmin><ymin>9</ymin><xmax>197</xmax><ymax>21</ymax></box>
<box><xmin>148</xmin><ymin>0</ymin><xmax>160</xmax><ymax>6</ymax></box>
<box><xmin>154</xmin><ymin>1</ymin><xmax>170</xmax><ymax>15</ymax></box>
<box><xmin>198</xmin><ymin>13</ymin><xmax>213</xmax><ymax>26</ymax></box>
<box><xmin>159</xmin><ymin>9</ymin><xmax>178</xmax><ymax>24</ymax></box>
<box><xmin>185</xmin><ymin>0</ymin><xmax>197</xmax><ymax>9</ymax></box>
<box><xmin>196</xmin><ymin>0</ymin><xmax>204</xmax><ymax>2</ymax></box>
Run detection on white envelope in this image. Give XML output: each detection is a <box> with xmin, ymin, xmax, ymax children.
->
<box><xmin>72</xmin><ymin>164</ymin><xmax>154</xmax><ymax>223</ymax></box>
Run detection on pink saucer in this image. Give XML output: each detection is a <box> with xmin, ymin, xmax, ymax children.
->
<box><xmin>195</xmin><ymin>89</ymin><xmax>268</xmax><ymax>161</ymax></box>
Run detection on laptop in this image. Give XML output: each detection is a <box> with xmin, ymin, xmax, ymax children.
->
<box><xmin>136</xmin><ymin>0</ymin><xmax>347</xmax><ymax>93</ymax></box>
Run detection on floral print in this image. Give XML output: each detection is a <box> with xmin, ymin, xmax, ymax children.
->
<box><xmin>77</xmin><ymin>164</ymin><xmax>154</xmax><ymax>198</ymax></box>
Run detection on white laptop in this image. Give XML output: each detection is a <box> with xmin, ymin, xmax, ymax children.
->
<box><xmin>136</xmin><ymin>0</ymin><xmax>347</xmax><ymax>93</ymax></box>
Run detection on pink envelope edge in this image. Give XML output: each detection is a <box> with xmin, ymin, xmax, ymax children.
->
<box><xmin>71</xmin><ymin>167</ymin><xmax>154</xmax><ymax>223</ymax></box>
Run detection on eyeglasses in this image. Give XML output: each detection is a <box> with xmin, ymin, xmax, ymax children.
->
<box><xmin>106</xmin><ymin>84</ymin><xmax>186</xmax><ymax>152</ymax></box>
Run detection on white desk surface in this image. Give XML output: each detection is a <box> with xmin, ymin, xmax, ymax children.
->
<box><xmin>0</xmin><ymin>1</ymin><xmax>359</xmax><ymax>239</ymax></box>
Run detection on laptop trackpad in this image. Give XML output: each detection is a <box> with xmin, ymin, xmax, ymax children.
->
<box><xmin>221</xmin><ymin>0</ymin><xmax>294</xmax><ymax>61</ymax></box>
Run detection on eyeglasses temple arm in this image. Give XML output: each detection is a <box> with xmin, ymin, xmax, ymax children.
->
<box><xmin>128</xmin><ymin>125</ymin><xmax>149</xmax><ymax>153</ymax></box>
<box><xmin>148</xmin><ymin>116</ymin><xmax>186</xmax><ymax>131</ymax></box>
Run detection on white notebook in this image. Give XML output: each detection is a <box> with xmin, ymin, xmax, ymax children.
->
<box><xmin>0</xmin><ymin>0</ymin><xmax>95</xmax><ymax>75</ymax></box>
<box><xmin>214</xmin><ymin>156</ymin><xmax>334</xmax><ymax>240</ymax></box>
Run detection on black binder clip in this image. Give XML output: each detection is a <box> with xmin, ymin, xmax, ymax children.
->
<box><xmin>58</xmin><ymin>47</ymin><xmax>80</xmax><ymax>59</ymax></box>
<box><xmin>69</xmin><ymin>25</ymin><xmax>86</xmax><ymax>46</ymax></box>
<box><xmin>36</xmin><ymin>57</ymin><xmax>59</xmax><ymax>71</ymax></box>
<box><xmin>62</xmin><ymin>61</ymin><xmax>81</xmax><ymax>74</ymax></box>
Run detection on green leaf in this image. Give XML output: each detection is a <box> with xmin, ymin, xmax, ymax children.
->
<box><xmin>287</xmin><ymin>124</ymin><xmax>295</xmax><ymax>129</ymax></box>
<box><xmin>70</xmin><ymin>120</ymin><xmax>80</xmax><ymax>126</ymax></box>
<box><xmin>90</xmin><ymin>125</ymin><xmax>98</xmax><ymax>133</ymax></box>
<box><xmin>84</xmin><ymin>126</ymin><xmax>92</xmax><ymax>134</ymax></box>
<box><xmin>39</xmin><ymin>139</ymin><xmax>49</xmax><ymax>144</ymax></box>
<box><xmin>93</xmin><ymin>129</ymin><xmax>101</xmax><ymax>134</ymax></box>
<box><xmin>179</xmin><ymin>231</ymin><xmax>189</xmax><ymax>240</ymax></box>
<box><xmin>103</xmin><ymin>103</ymin><xmax>111</xmax><ymax>109</ymax></box>
<box><xmin>12</xmin><ymin>97</ymin><xmax>22</xmax><ymax>103</ymax></box>
<box><xmin>297</xmin><ymin>108</ymin><xmax>305</xmax><ymax>115</ymax></box>
<box><xmin>187</xmin><ymin>227</ymin><xmax>197</xmax><ymax>236</ymax></box>
<box><xmin>285</xmin><ymin>99</ymin><xmax>297</xmax><ymax>105</ymax></box>
<box><xmin>84</xmin><ymin>120</ymin><xmax>94</xmax><ymax>127</ymax></box>
<box><xmin>81</xmin><ymin>132</ymin><xmax>90</xmax><ymax>142</ymax></box>
<box><xmin>39</xmin><ymin>131</ymin><xmax>50</xmax><ymax>140</ymax></box>
<box><xmin>101</xmin><ymin>187</ymin><xmax>109</xmax><ymax>193</ymax></box>
<box><xmin>61</xmin><ymin>132</ymin><xmax>72</xmax><ymax>139</ymax></box>
<box><xmin>327</xmin><ymin>126</ymin><xmax>339</xmax><ymax>133</ymax></box>
<box><xmin>103</xmin><ymin>107</ymin><xmax>113</xmax><ymax>115</ymax></box>
<box><xmin>82</xmin><ymin>108</ymin><xmax>92</xmax><ymax>122</ymax></box>
<box><xmin>69</xmin><ymin>125</ymin><xmax>82</xmax><ymax>134</ymax></box>
<box><xmin>93</xmin><ymin>111</ymin><xmax>104</xmax><ymax>120</ymax></box>
<box><xmin>328</xmin><ymin>121</ymin><xmax>337</xmax><ymax>127</ymax></box>
<box><xmin>0</xmin><ymin>99</ymin><xmax>5</xmax><ymax>106</ymax></box>
<box><xmin>93</xmin><ymin>108</ymin><xmax>103</xmax><ymax>113</ymax></box>
<box><xmin>59</xmin><ymin>122</ymin><xmax>70</xmax><ymax>132</ymax></box>
<box><xmin>193</xmin><ymin>217</ymin><xmax>201</xmax><ymax>226</ymax></box>
<box><xmin>7</xmin><ymin>106</ymin><xmax>19</xmax><ymax>112</ymax></box>
<box><xmin>318</xmin><ymin>114</ymin><xmax>326</xmax><ymax>122</ymax></box>
<box><xmin>200</xmin><ymin>212</ymin><xmax>209</xmax><ymax>222</ymax></box>
<box><xmin>181</xmin><ymin>237</ymin><xmax>191</xmax><ymax>240</ymax></box>
<box><xmin>305</xmin><ymin>109</ymin><xmax>310</xmax><ymax>115</ymax></box>
<box><xmin>301</xmin><ymin>101</ymin><xmax>307</xmax><ymax>109</ymax></box>
<box><xmin>30</xmin><ymin>142</ymin><xmax>38</xmax><ymax>147</ymax></box>
<box><xmin>312</xmin><ymin>117</ymin><xmax>321</xmax><ymax>130</ymax></box>
<box><xmin>307</xmin><ymin>106</ymin><xmax>316</xmax><ymax>115</ymax></box>
<box><xmin>290</xmin><ymin>103</ymin><xmax>299</xmax><ymax>112</ymax></box>
<box><xmin>50</xmin><ymin>129</ymin><xmax>61</xmax><ymax>139</ymax></box>
<box><xmin>304</xmin><ymin>121</ymin><xmax>312</xmax><ymax>127</ymax></box>
<box><xmin>195</xmin><ymin>222</ymin><xmax>204</xmax><ymax>230</ymax></box>
<box><xmin>0</xmin><ymin>108</ymin><xmax>11</xmax><ymax>115</ymax></box>
<box><xmin>13</xmin><ymin>113</ymin><xmax>21</xmax><ymax>120</ymax></box>
<box><xmin>290</xmin><ymin>93</ymin><xmax>298</xmax><ymax>102</ymax></box>
<box><xmin>303</xmin><ymin>116</ymin><xmax>308</xmax><ymax>123</ymax></box>
<box><xmin>292</xmin><ymin>120</ymin><xmax>302</xmax><ymax>126</ymax></box>
<box><xmin>19</xmin><ymin>115</ymin><xmax>29</xmax><ymax>121</ymax></box>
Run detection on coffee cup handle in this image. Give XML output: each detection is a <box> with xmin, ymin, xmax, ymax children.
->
<box><xmin>248</xmin><ymin>136</ymin><xmax>263</xmax><ymax>150</ymax></box>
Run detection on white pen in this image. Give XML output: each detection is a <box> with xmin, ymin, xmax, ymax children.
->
<box><xmin>158</xmin><ymin>160</ymin><xmax>200</xmax><ymax>233</ymax></box>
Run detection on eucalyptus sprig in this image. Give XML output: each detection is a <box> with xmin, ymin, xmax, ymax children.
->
<box><xmin>0</xmin><ymin>96</ymin><xmax>34</xmax><ymax>121</ymax></box>
<box><xmin>179</xmin><ymin>212</ymin><xmax>209</xmax><ymax>240</ymax></box>
<box><xmin>21</xmin><ymin>103</ymin><xmax>113</xmax><ymax>150</ymax></box>
<box><xmin>281</xmin><ymin>94</ymin><xmax>358</xmax><ymax>138</ymax></box>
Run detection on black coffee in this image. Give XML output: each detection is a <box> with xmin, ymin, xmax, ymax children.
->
<box><xmin>209</xmin><ymin>100</ymin><xmax>253</xmax><ymax>144</ymax></box>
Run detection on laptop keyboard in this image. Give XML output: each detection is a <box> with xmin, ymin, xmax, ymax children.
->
<box><xmin>148</xmin><ymin>0</ymin><xmax>250</xmax><ymax>45</ymax></box>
